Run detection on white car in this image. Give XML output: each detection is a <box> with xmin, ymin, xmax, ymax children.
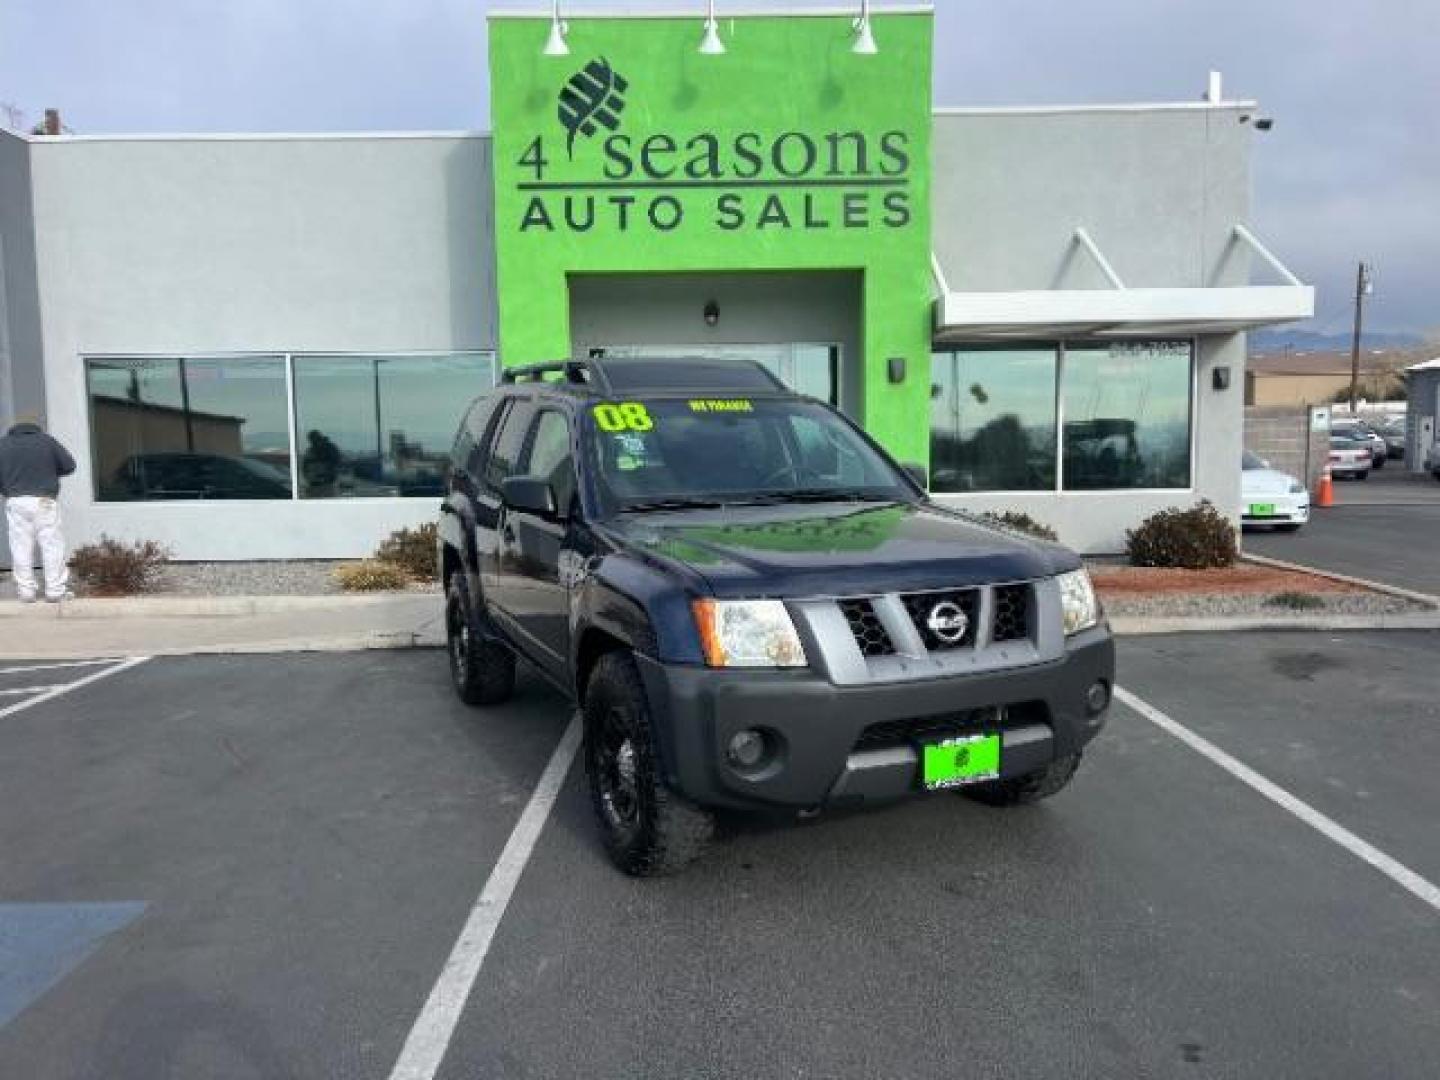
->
<box><xmin>1241</xmin><ymin>451</ymin><xmax>1309</xmax><ymax>531</ymax></box>
<box><xmin>1328</xmin><ymin>437</ymin><xmax>1371</xmax><ymax>480</ymax></box>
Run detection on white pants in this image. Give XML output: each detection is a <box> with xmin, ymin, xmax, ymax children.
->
<box><xmin>5</xmin><ymin>496</ymin><xmax>69</xmax><ymax>599</ymax></box>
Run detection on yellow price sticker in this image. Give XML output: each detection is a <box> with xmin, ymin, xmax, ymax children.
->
<box><xmin>687</xmin><ymin>399</ymin><xmax>753</xmax><ymax>413</ymax></box>
<box><xmin>592</xmin><ymin>402</ymin><xmax>654</xmax><ymax>433</ymax></box>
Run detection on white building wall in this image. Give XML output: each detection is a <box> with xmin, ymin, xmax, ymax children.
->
<box><xmin>28</xmin><ymin>134</ymin><xmax>497</xmax><ymax>559</ymax></box>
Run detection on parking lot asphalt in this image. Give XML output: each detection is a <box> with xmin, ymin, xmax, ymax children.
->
<box><xmin>2</xmin><ymin>637</ymin><xmax>1438</xmax><ymax>1079</ymax></box>
<box><xmin>1246</xmin><ymin>467</ymin><xmax>1440</xmax><ymax>595</ymax></box>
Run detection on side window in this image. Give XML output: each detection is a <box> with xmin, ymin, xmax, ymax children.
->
<box><xmin>483</xmin><ymin>400</ymin><xmax>535</xmax><ymax>495</ymax></box>
<box><xmin>453</xmin><ymin>396</ymin><xmax>498</xmax><ymax>475</ymax></box>
<box><xmin>523</xmin><ymin>410</ymin><xmax>577</xmax><ymax>512</ymax></box>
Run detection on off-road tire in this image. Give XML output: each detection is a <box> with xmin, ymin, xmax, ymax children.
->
<box><xmin>963</xmin><ymin>752</ymin><xmax>1082</xmax><ymax>807</ymax></box>
<box><xmin>445</xmin><ymin>575</ymin><xmax>515</xmax><ymax>706</ymax></box>
<box><xmin>584</xmin><ymin>652</ymin><xmax>714</xmax><ymax>876</ymax></box>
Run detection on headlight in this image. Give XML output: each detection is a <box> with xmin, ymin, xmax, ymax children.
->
<box><xmin>1057</xmin><ymin>569</ymin><xmax>1100</xmax><ymax>636</ymax></box>
<box><xmin>692</xmin><ymin>599</ymin><xmax>807</xmax><ymax>668</ymax></box>
<box><xmin>1289</xmin><ymin>481</ymin><xmax>1306</xmax><ymax>494</ymax></box>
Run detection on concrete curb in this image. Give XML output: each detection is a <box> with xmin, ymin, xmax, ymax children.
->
<box><xmin>0</xmin><ymin>630</ymin><xmax>446</xmax><ymax>662</ymax></box>
<box><xmin>1110</xmin><ymin>612</ymin><xmax>1440</xmax><ymax>636</ymax></box>
<box><xmin>0</xmin><ymin>592</ymin><xmax>437</xmax><ymax>619</ymax></box>
<box><xmin>1239</xmin><ymin>553</ymin><xmax>1440</xmax><ymax>609</ymax></box>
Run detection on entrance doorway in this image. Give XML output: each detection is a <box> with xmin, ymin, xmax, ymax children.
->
<box><xmin>595</xmin><ymin>343</ymin><xmax>839</xmax><ymax>405</ymax></box>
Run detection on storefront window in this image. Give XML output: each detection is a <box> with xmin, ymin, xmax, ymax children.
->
<box><xmin>292</xmin><ymin>353</ymin><xmax>494</xmax><ymax>498</ymax></box>
<box><xmin>88</xmin><ymin>357</ymin><xmax>292</xmax><ymax>501</ymax></box>
<box><xmin>929</xmin><ymin>348</ymin><xmax>1058</xmax><ymax>492</ymax></box>
<box><xmin>1061</xmin><ymin>342</ymin><xmax>1192</xmax><ymax>490</ymax></box>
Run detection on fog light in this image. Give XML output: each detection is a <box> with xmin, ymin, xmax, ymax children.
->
<box><xmin>1085</xmin><ymin>680</ymin><xmax>1111</xmax><ymax>715</ymax></box>
<box><xmin>728</xmin><ymin>729</ymin><xmax>767</xmax><ymax>769</ymax></box>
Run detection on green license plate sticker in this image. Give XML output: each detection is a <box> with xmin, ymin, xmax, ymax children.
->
<box><xmin>922</xmin><ymin>733</ymin><xmax>1001</xmax><ymax>790</ymax></box>
<box><xmin>1249</xmin><ymin>503</ymin><xmax>1276</xmax><ymax>516</ymax></box>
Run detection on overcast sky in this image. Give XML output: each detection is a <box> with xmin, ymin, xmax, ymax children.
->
<box><xmin>3</xmin><ymin>0</ymin><xmax>1436</xmax><ymax>336</ymax></box>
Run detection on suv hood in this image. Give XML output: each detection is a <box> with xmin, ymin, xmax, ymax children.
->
<box><xmin>604</xmin><ymin>501</ymin><xmax>1077</xmax><ymax>598</ymax></box>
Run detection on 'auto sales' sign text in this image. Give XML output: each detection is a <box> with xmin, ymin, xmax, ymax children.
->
<box><xmin>513</xmin><ymin>58</ymin><xmax>913</xmax><ymax>236</ymax></box>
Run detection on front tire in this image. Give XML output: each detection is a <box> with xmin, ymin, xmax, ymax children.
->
<box><xmin>445</xmin><ymin>576</ymin><xmax>515</xmax><ymax>706</ymax></box>
<box><xmin>963</xmin><ymin>752</ymin><xmax>1082</xmax><ymax>807</ymax></box>
<box><xmin>584</xmin><ymin>652</ymin><xmax>714</xmax><ymax>876</ymax></box>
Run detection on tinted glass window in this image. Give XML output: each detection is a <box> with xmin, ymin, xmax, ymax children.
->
<box><xmin>524</xmin><ymin>410</ymin><xmax>576</xmax><ymax>511</ymax></box>
<box><xmin>1062</xmin><ymin>342</ymin><xmax>1192</xmax><ymax>490</ymax></box>
<box><xmin>484</xmin><ymin>400</ymin><xmax>535</xmax><ymax>494</ymax></box>
<box><xmin>87</xmin><ymin>357</ymin><xmax>292</xmax><ymax>501</ymax></box>
<box><xmin>929</xmin><ymin>348</ymin><xmax>1058</xmax><ymax>493</ymax></box>
<box><xmin>1242</xmin><ymin>450</ymin><xmax>1265</xmax><ymax>470</ymax></box>
<box><xmin>292</xmin><ymin>353</ymin><xmax>493</xmax><ymax>499</ymax></box>
<box><xmin>584</xmin><ymin>397</ymin><xmax>909</xmax><ymax>511</ymax></box>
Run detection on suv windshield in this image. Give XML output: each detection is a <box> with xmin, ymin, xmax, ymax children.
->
<box><xmin>583</xmin><ymin>396</ymin><xmax>913</xmax><ymax>512</ymax></box>
<box><xmin>1242</xmin><ymin>450</ymin><xmax>1265</xmax><ymax>470</ymax></box>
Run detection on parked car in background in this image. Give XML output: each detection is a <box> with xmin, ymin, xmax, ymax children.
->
<box><xmin>1331</xmin><ymin>419</ymin><xmax>1387</xmax><ymax>468</ymax></box>
<box><xmin>1328</xmin><ymin>437</ymin><xmax>1372</xmax><ymax>480</ymax></box>
<box><xmin>1241</xmin><ymin>451</ymin><xmax>1308</xmax><ymax>531</ymax></box>
<box><xmin>1375</xmin><ymin>416</ymin><xmax>1407</xmax><ymax>460</ymax></box>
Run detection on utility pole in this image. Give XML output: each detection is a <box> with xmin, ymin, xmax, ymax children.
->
<box><xmin>1348</xmin><ymin>261</ymin><xmax>1372</xmax><ymax>412</ymax></box>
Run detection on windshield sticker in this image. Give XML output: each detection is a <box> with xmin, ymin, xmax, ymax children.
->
<box><xmin>688</xmin><ymin>399</ymin><xmax>753</xmax><ymax>413</ymax></box>
<box><xmin>593</xmin><ymin>402</ymin><xmax>654</xmax><ymax>432</ymax></box>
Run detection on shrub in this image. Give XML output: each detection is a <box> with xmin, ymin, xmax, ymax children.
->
<box><xmin>334</xmin><ymin>560</ymin><xmax>411</xmax><ymax>592</ymax></box>
<box><xmin>981</xmin><ymin>511</ymin><xmax>1058</xmax><ymax>542</ymax></box>
<box><xmin>68</xmin><ymin>536</ymin><xmax>171</xmax><ymax>596</ymax></box>
<box><xmin>1125</xmin><ymin>501</ymin><xmax>1238</xmax><ymax>570</ymax></box>
<box><xmin>1266</xmin><ymin>591</ymin><xmax>1326</xmax><ymax>611</ymax></box>
<box><xmin>374</xmin><ymin>522</ymin><xmax>439</xmax><ymax>581</ymax></box>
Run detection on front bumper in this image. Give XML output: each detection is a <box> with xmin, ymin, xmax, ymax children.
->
<box><xmin>636</xmin><ymin>627</ymin><xmax>1114</xmax><ymax>811</ymax></box>
<box><xmin>1241</xmin><ymin>493</ymin><xmax>1309</xmax><ymax>526</ymax></box>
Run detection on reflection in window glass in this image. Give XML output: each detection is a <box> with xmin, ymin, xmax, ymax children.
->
<box><xmin>929</xmin><ymin>349</ymin><xmax>1058</xmax><ymax>492</ymax></box>
<box><xmin>293</xmin><ymin>353</ymin><xmax>494</xmax><ymax>498</ymax></box>
<box><xmin>1062</xmin><ymin>342</ymin><xmax>1192</xmax><ymax>490</ymax></box>
<box><xmin>88</xmin><ymin>357</ymin><xmax>292</xmax><ymax>500</ymax></box>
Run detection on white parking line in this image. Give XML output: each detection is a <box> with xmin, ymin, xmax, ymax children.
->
<box><xmin>0</xmin><ymin>686</ymin><xmax>63</xmax><ymax>696</ymax></box>
<box><xmin>387</xmin><ymin>712</ymin><xmax>583</xmax><ymax>1080</ymax></box>
<box><xmin>1115</xmin><ymin>685</ymin><xmax>1440</xmax><ymax>914</ymax></box>
<box><xmin>0</xmin><ymin>657</ymin><xmax>151</xmax><ymax>721</ymax></box>
<box><xmin>0</xmin><ymin>658</ymin><xmax>127</xmax><ymax>676</ymax></box>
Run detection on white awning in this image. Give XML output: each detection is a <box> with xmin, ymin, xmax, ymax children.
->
<box><xmin>932</xmin><ymin>225</ymin><xmax>1315</xmax><ymax>342</ymax></box>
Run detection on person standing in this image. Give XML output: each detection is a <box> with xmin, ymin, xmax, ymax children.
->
<box><xmin>0</xmin><ymin>413</ymin><xmax>77</xmax><ymax>603</ymax></box>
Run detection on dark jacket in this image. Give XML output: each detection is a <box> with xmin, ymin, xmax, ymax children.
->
<box><xmin>0</xmin><ymin>423</ymin><xmax>77</xmax><ymax>498</ymax></box>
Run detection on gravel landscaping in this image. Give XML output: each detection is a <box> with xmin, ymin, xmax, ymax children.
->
<box><xmin>1088</xmin><ymin>561</ymin><xmax>1433</xmax><ymax>619</ymax></box>
<box><xmin>147</xmin><ymin>561</ymin><xmax>438</xmax><ymax>597</ymax></box>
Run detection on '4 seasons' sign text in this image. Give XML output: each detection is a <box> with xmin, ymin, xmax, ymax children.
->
<box><xmin>514</xmin><ymin>58</ymin><xmax>914</xmax><ymax>236</ymax></box>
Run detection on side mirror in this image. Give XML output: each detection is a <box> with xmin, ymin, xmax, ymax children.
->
<box><xmin>501</xmin><ymin>475</ymin><xmax>559</xmax><ymax>517</ymax></box>
<box><xmin>902</xmin><ymin>462</ymin><xmax>929</xmax><ymax>490</ymax></box>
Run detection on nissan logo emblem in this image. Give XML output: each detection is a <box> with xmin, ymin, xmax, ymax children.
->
<box><xmin>926</xmin><ymin>601</ymin><xmax>969</xmax><ymax>644</ymax></box>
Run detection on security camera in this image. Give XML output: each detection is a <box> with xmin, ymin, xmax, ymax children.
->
<box><xmin>1254</xmin><ymin>118</ymin><xmax>1274</xmax><ymax>131</ymax></box>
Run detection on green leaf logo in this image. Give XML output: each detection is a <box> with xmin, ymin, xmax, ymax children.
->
<box><xmin>557</xmin><ymin>57</ymin><xmax>629</xmax><ymax>159</ymax></box>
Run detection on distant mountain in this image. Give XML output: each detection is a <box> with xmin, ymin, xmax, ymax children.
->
<box><xmin>1250</xmin><ymin>328</ymin><xmax>1423</xmax><ymax>353</ymax></box>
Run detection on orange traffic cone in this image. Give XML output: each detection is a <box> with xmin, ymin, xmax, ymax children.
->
<box><xmin>1315</xmin><ymin>465</ymin><xmax>1334</xmax><ymax>508</ymax></box>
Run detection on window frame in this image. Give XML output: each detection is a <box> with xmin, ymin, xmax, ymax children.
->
<box><xmin>83</xmin><ymin>350</ymin><xmax>497</xmax><ymax>503</ymax></box>
<box><xmin>927</xmin><ymin>338</ymin><xmax>1197</xmax><ymax>496</ymax></box>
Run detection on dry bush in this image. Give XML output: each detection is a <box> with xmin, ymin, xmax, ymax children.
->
<box><xmin>333</xmin><ymin>560</ymin><xmax>410</xmax><ymax>592</ymax></box>
<box><xmin>69</xmin><ymin>536</ymin><xmax>171</xmax><ymax>596</ymax></box>
<box><xmin>1126</xmin><ymin>502</ymin><xmax>1238</xmax><ymax>570</ymax></box>
<box><xmin>374</xmin><ymin>523</ymin><xmax>439</xmax><ymax>581</ymax></box>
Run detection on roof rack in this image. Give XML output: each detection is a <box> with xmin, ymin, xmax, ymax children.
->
<box><xmin>500</xmin><ymin>359</ymin><xmax>612</xmax><ymax>393</ymax></box>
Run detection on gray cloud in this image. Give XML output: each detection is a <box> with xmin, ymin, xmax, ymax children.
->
<box><xmin>3</xmin><ymin>0</ymin><xmax>1435</xmax><ymax>331</ymax></box>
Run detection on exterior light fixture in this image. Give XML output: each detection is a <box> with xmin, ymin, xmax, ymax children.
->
<box><xmin>852</xmin><ymin>0</ymin><xmax>878</xmax><ymax>55</ymax></box>
<box><xmin>703</xmin><ymin>300</ymin><xmax>720</xmax><ymax>326</ymax></box>
<box><xmin>699</xmin><ymin>0</ymin><xmax>726</xmax><ymax>55</ymax></box>
<box><xmin>543</xmin><ymin>0</ymin><xmax>569</xmax><ymax>56</ymax></box>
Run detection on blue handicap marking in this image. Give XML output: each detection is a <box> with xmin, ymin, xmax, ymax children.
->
<box><xmin>0</xmin><ymin>902</ymin><xmax>146</xmax><ymax>1030</ymax></box>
